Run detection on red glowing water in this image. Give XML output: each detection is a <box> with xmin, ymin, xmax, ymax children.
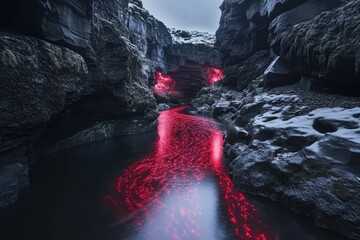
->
<box><xmin>205</xmin><ymin>67</ymin><xmax>224</xmax><ymax>85</ymax></box>
<box><xmin>105</xmin><ymin>107</ymin><xmax>271</xmax><ymax>239</ymax></box>
<box><xmin>154</xmin><ymin>72</ymin><xmax>181</xmax><ymax>97</ymax></box>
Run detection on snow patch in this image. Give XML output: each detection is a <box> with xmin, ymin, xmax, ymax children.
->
<box><xmin>169</xmin><ymin>28</ymin><xmax>216</xmax><ymax>46</ymax></box>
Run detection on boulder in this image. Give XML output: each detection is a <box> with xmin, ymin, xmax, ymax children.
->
<box><xmin>225</xmin><ymin>122</ymin><xmax>251</xmax><ymax>145</ymax></box>
<box><xmin>263</xmin><ymin>56</ymin><xmax>300</xmax><ymax>88</ymax></box>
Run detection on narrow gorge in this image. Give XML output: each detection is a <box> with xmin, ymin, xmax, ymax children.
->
<box><xmin>0</xmin><ymin>0</ymin><xmax>359</xmax><ymax>239</ymax></box>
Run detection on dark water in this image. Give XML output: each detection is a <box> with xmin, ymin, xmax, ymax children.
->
<box><xmin>0</xmin><ymin>107</ymin><xmax>350</xmax><ymax>240</ymax></box>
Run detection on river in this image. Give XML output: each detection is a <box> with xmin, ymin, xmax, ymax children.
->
<box><xmin>0</xmin><ymin>107</ymin><xmax>348</xmax><ymax>240</ymax></box>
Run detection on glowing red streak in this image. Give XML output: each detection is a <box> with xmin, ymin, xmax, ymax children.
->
<box><xmin>154</xmin><ymin>72</ymin><xmax>181</xmax><ymax>97</ymax></box>
<box><xmin>105</xmin><ymin>107</ymin><xmax>271</xmax><ymax>239</ymax></box>
<box><xmin>205</xmin><ymin>67</ymin><xmax>224</xmax><ymax>85</ymax></box>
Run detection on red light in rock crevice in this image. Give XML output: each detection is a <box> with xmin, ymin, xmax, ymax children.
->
<box><xmin>105</xmin><ymin>107</ymin><xmax>271</xmax><ymax>239</ymax></box>
<box><xmin>205</xmin><ymin>67</ymin><xmax>224</xmax><ymax>85</ymax></box>
<box><xmin>154</xmin><ymin>72</ymin><xmax>181</xmax><ymax>97</ymax></box>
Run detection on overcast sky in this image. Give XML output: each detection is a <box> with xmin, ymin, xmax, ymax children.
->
<box><xmin>141</xmin><ymin>0</ymin><xmax>223</xmax><ymax>33</ymax></box>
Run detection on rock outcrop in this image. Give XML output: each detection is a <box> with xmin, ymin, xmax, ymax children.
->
<box><xmin>0</xmin><ymin>0</ymin><xmax>93</xmax><ymax>59</ymax></box>
<box><xmin>216</xmin><ymin>0</ymin><xmax>346</xmax><ymax>90</ymax></box>
<box><xmin>278</xmin><ymin>0</ymin><xmax>360</xmax><ymax>90</ymax></box>
<box><xmin>94</xmin><ymin>0</ymin><xmax>172</xmax><ymax>71</ymax></box>
<box><xmin>0</xmin><ymin>31</ymin><xmax>88</xmax><ymax>209</ymax></box>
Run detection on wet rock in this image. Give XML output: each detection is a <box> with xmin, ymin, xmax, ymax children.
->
<box><xmin>213</xmin><ymin>101</ymin><xmax>231</xmax><ymax>116</ymax></box>
<box><xmin>158</xmin><ymin>103</ymin><xmax>171</xmax><ymax>111</ymax></box>
<box><xmin>90</xmin><ymin>14</ymin><xmax>157</xmax><ymax>116</ymax></box>
<box><xmin>225</xmin><ymin>122</ymin><xmax>251</xmax><ymax>145</ymax></box>
<box><xmin>259</xmin><ymin>0</ymin><xmax>306</xmax><ymax>18</ymax></box>
<box><xmin>198</xmin><ymin>0</ymin><xmax>360</xmax><ymax>238</ymax></box>
<box><xmin>38</xmin><ymin>119</ymin><xmax>158</xmax><ymax>155</ymax></box>
<box><xmin>263</xmin><ymin>56</ymin><xmax>299</xmax><ymax>88</ymax></box>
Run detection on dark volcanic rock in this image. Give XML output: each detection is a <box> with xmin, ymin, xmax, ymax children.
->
<box><xmin>34</xmin><ymin>13</ymin><xmax>159</xmax><ymax>154</ymax></box>
<box><xmin>279</xmin><ymin>0</ymin><xmax>360</xmax><ymax>90</ymax></box>
<box><xmin>157</xmin><ymin>30</ymin><xmax>223</xmax><ymax>101</ymax></box>
<box><xmin>215</xmin><ymin>0</ymin><xmax>345</xmax><ymax>85</ymax></box>
<box><xmin>216</xmin><ymin>0</ymin><xmax>267</xmax><ymax>66</ymax></box>
<box><xmin>0</xmin><ymin>0</ymin><xmax>169</xmax><ymax>210</ymax></box>
<box><xmin>0</xmin><ymin>0</ymin><xmax>93</xmax><ymax>59</ymax></box>
<box><xmin>269</xmin><ymin>0</ymin><xmax>342</xmax><ymax>52</ymax></box>
<box><xmin>0</xmin><ymin>31</ymin><xmax>88</xmax><ymax>209</ymax></box>
<box><xmin>94</xmin><ymin>0</ymin><xmax>172</xmax><ymax>71</ymax></box>
<box><xmin>192</xmin><ymin>76</ymin><xmax>360</xmax><ymax>238</ymax></box>
<box><xmin>90</xmin><ymin>14</ymin><xmax>157</xmax><ymax>116</ymax></box>
<box><xmin>222</xmin><ymin>50</ymin><xmax>271</xmax><ymax>90</ymax></box>
<box><xmin>0</xmin><ymin>0</ymin><xmax>224</xmax><ymax>212</ymax></box>
<box><xmin>263</xmin><ymin>56</ymin><xmax>300</xmax><ymax>88</ymax></box>
<box><xmin>0</xmin><ymin>149</ymin><xmax>28</xmax><ymax>210</ymax></box>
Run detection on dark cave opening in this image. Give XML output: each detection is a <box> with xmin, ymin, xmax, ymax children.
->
<box><xmin>152</xmin><ymin>66</ymin><xmax>224</xmax><ymax>102</ymax></box>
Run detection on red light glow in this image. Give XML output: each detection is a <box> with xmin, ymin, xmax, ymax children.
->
<box><xmin>105</xmin><ymin>107</ymin><xmax>271</xmax><ymax>239</ymax></box>
<box><xmin>154</xmin><ymin>72</ymin><xmax>181</xmax><ymax>97</ymax></box>
<box><xmin>205</xmin><ymin>67</ymin><xmax>224</xmax><ymax>85</ymax></box>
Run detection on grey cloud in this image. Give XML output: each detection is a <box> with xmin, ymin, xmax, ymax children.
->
<box><xmin>141</xmin><ymin>0</ymin><xmax>223</xmax><ymax>33</ymax></box>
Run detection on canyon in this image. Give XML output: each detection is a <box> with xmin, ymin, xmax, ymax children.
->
<box><xmin>0</xmin><ymin>0</ymin><xmax>222</xmax><ymax>211</ymax></box>
<box><xmin>0</xmin><ymin>0</ymin><xmax>359</xmax><ymax>239</ymax></box>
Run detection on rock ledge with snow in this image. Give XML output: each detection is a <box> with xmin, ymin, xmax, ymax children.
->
<box><xmin>169</xmin><ymin>28</ymin><xmax>216</xmax><ymax>47</ymax></box>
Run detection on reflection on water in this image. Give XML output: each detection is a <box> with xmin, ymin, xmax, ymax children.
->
<box><xmin>0</xmin><ymin>107</ymin><xmax>350</xmax><ymax>240</ymax></box>
<box><xmin>106</xmin><ymin>107</ymin><xmax>269</xmax><ymax>239</ymax></box>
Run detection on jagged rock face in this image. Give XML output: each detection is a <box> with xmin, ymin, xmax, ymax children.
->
<box><xmin>0</xmin><ymin>31</ymin><xmax>88</xmax><ymax>209</ymax></box>
<box><xmin>94</xmin><ymin>0</ymin><xmax>172</xmax><ymax>71</ymax></box>
<box><xmin>216</xmin><ymin>0</ymin><xmax>344</xmax><ymax>88</ymax></box>
<box><xmin>268</xmin><ymin>0</ymin><xmax>341</xmax><ymax>52</ymax></box>
<box><xmin>0</xmin><ymin>0</ymin><xmax>93</xmax><ymax>59</ymax></box>
<box><xmin>0</xmin><ymin>0</ymin><xmax>171</xmax><ymax>69</ymax></box>
<box><xmin>222</xmin><ymin>50</ymin><xmax>271</xmax><ymax>90</ymax></box>
<box><xmin>89</xmin><ymin>14</ymin><xmax>157</xmax><ymax>116</ymax></box>
<box><xmin>279</xmin><ymin>0</ymin><xmax>360</xmax><ymax>90</ymax></box>
<box><xmin>35</xmin><ymin>13</ymin><xmax>159</xmax><ymax>154</ymax></box>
